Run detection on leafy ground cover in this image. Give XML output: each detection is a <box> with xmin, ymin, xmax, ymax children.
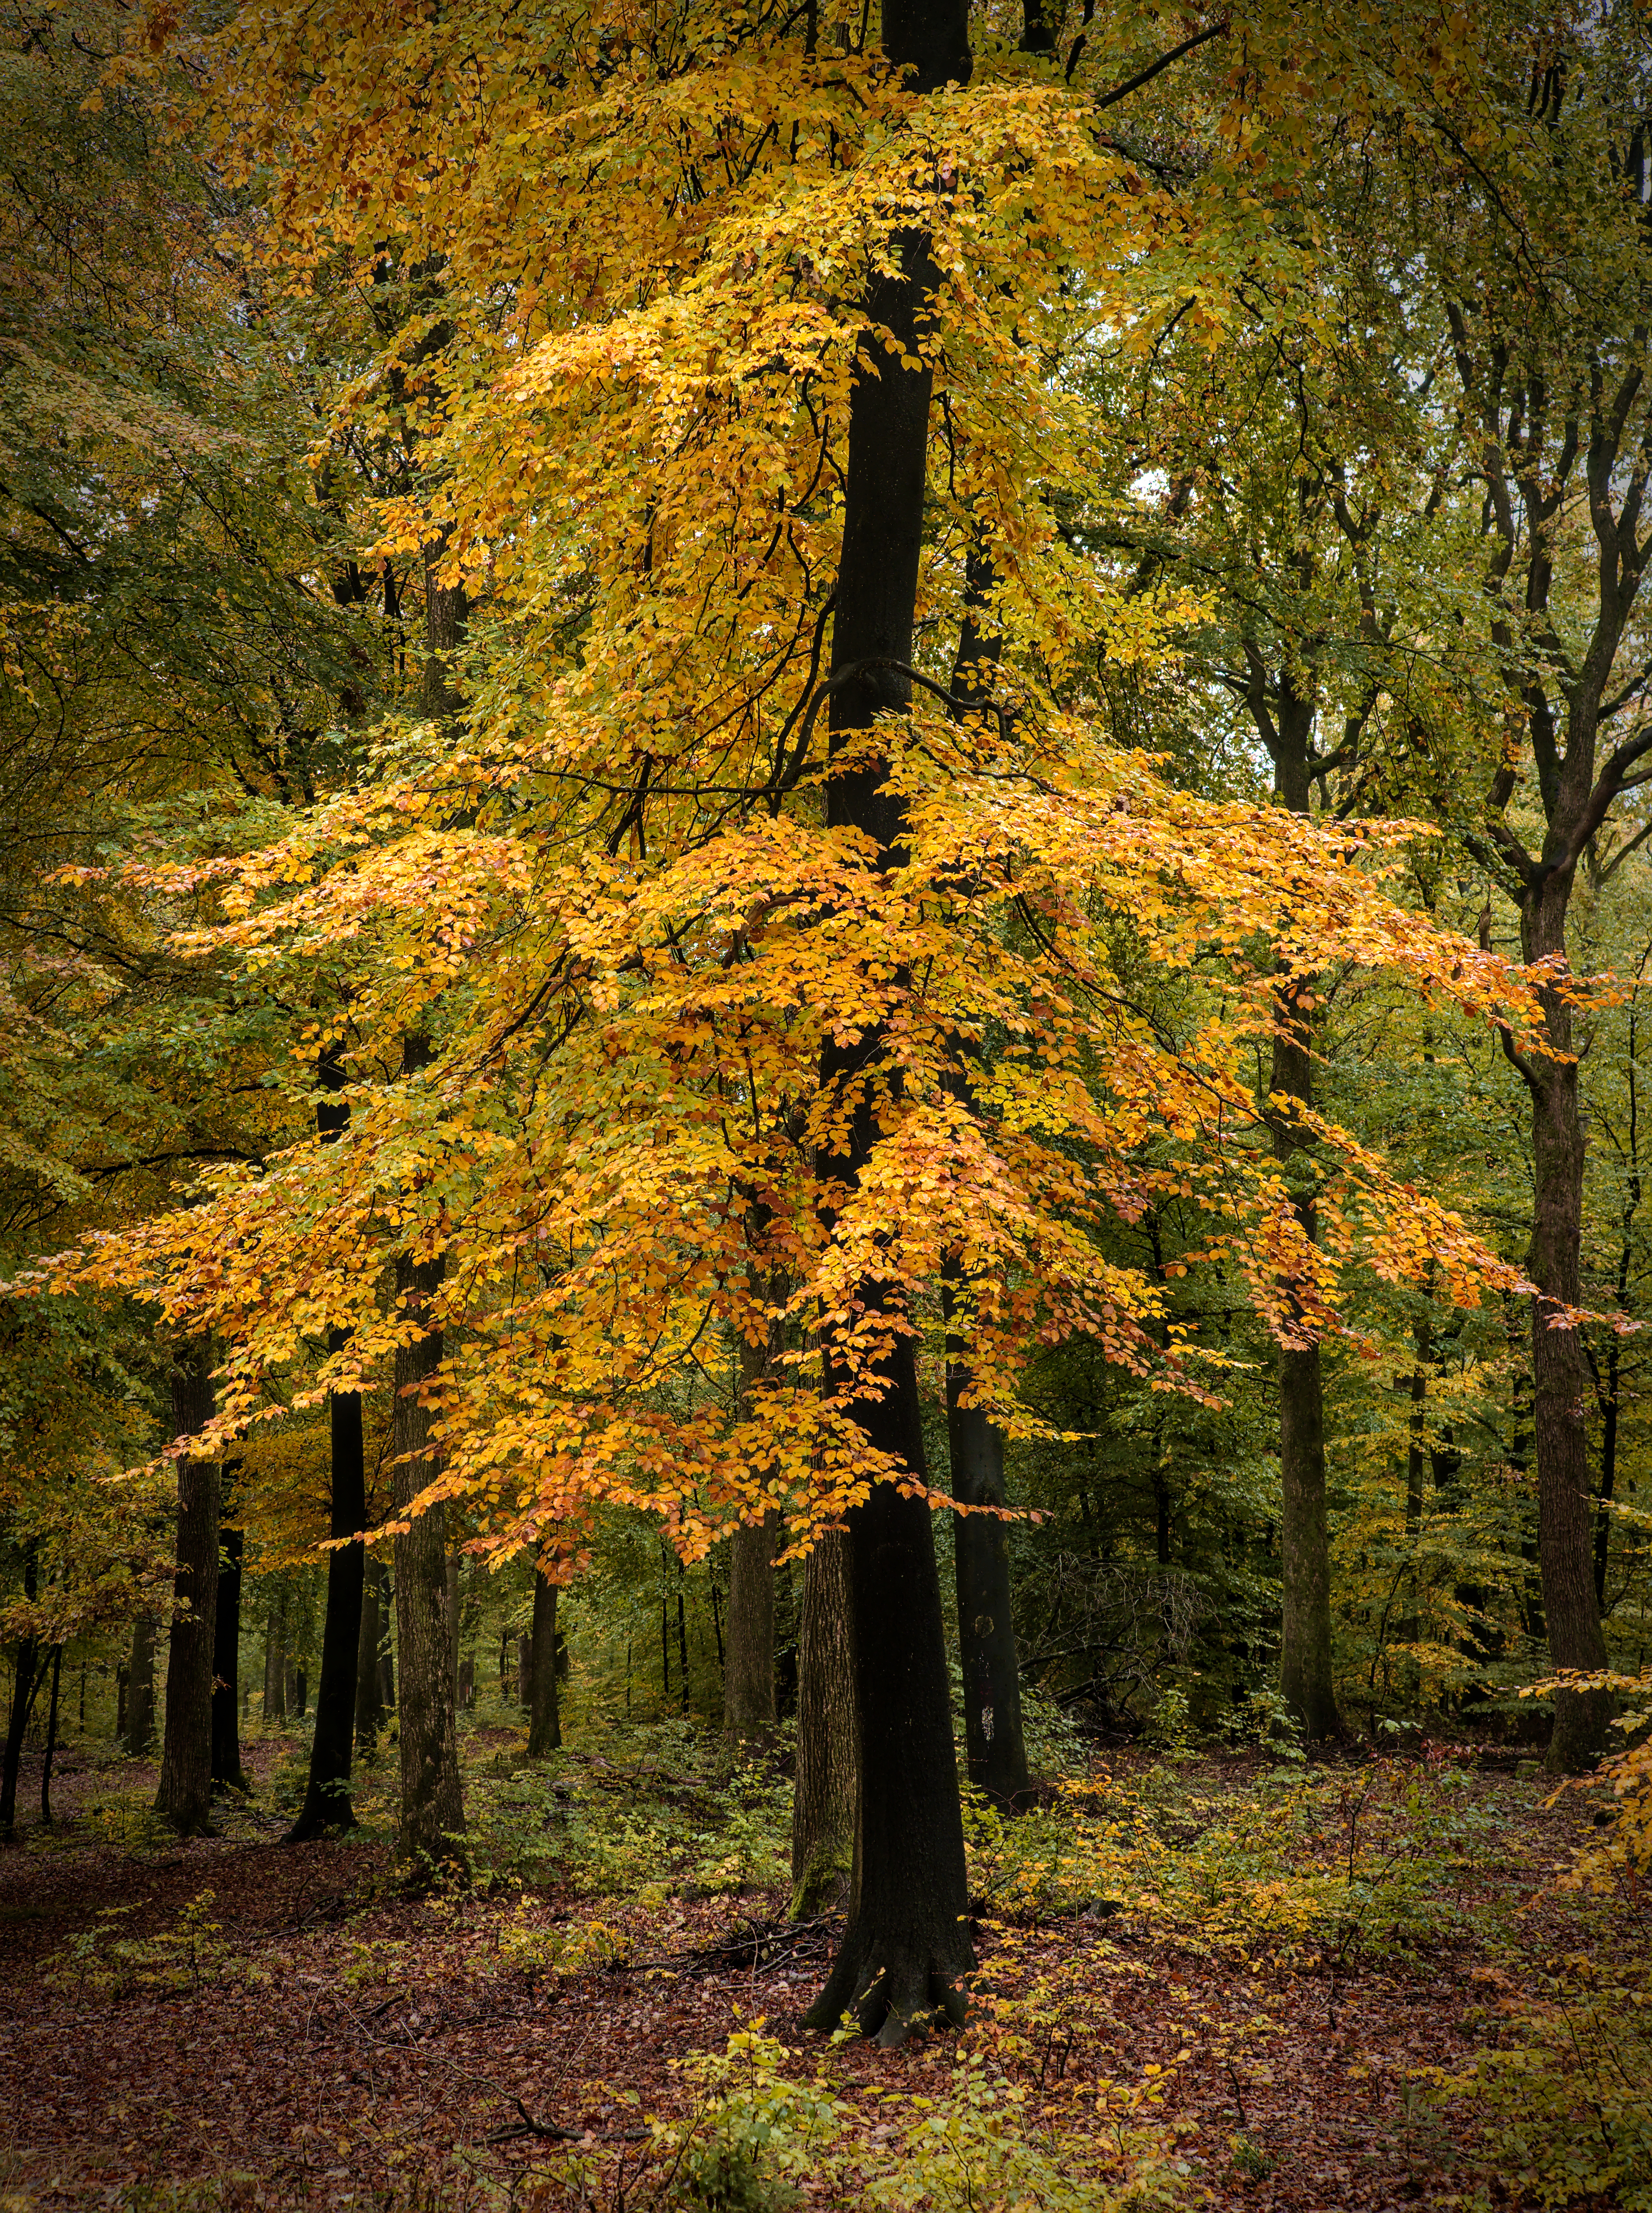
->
<box><xmin>0</xmin><ymin>1725</ymin><xmax>1644</xmax><ymax>2213</ymax></box>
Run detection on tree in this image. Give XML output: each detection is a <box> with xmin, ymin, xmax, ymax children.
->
<box><xmin>155</xmin><ymin>1342</ymin><xmax>218</xmax><ymax>1835</ymax></box>
<box><xmin>526</xmin><ymin>1556</ymin><xmax>562</xmax><ymax>1759</ymax></box>
<box><xmin>50</xmin><ymin>0</ymin><xmax>1556</xmax><ymax>2024</ymax></box>
<box><xmin>288</xmin><ymin>1061</ymin><xmax>366</xmax><ymax>1840</ymax></box>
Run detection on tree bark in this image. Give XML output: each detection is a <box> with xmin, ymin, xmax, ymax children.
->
<box><xmin>155</xmin><ymin>1342</ymin><xmax>219</xmax><ymax>1836</ymax></box>
<box><xmin>791</xmin><ymin>1527</ymin><xmax>857</xmax><ymax>1918</ymax></box>
<box><xmin>804</xmin><ymin>6</ymin><xmax>974</xmax><ymax>2030</ymax></box>
<box><xmin>356</xmin><ymin>1556</ymin><xmax>387</xmax><ymax>1754</ymax></box>
<box><xmin>392</xmin><ymin>1236</ymin><xmax>465</xmax><ymax>1869</ymax></box>
<box><xmin>39</xmin><ymin>1645</ymin><xmax>61</xmax><ymax>1825</ymax></box>
<box><xmin>126</xmin><ymin>1613</ymin><xmax>156</xmax><ymax>1755</ymax></box>
<box><xmin>1524</xmin><ymin>882</ymin><xmax>1611</xmax><ymax>1769</ymax></box>
<box><xmin>944</xmin><ymin>1267</ymin><xmax>1029</xmax><ymax>1807</ymax></box>
<box><xmin>527</xmin><ymin>1562</ymin><xmax>561</xmax><ymax>1757</ymax></box>
<box><xmin>1263</xmin><ymin>723</ymin><xmax>1341</xmax><ymax>1742</ymax></box>
<box><xmin>289</xmin><ymin>1339</ymin><xmax>365</xmax><ymax>1838</ymax></box>
<box><xmin>723</xmin><ymin>1517</ymin><xmax>778</xmax><ymax>1757</ymax></box>
<box><xmin>0</xmin><ymin>1541</ymin><xmax>41</xmax><ymax>1836</ymax></box>
<box><xmin>211</xmin><ymin>1521</ymin><xmax>248</xmax><ymax>1791</ymax></box>
<box><xmin>264</xmin><ymin>1581</ymin><xmax>286</xmax><ymax>1724</ymax></box>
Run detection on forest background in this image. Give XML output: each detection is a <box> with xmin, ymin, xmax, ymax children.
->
<box><xmin>2</xmin><ymin>0</ymin><xmax>1651</xmax><ymax>2205</ymax></box>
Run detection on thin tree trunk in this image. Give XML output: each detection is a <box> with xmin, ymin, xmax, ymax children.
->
<box><xmin>292</xmin><ymin>1052</ymin><xmax>368</xmax><ymax>1835</ymax></box>
<box><xmin>289</xmin><ymin>1337</ymin><xmax>365</xmax><ymax>1838</ymax></box>
<box><xmin>126</xmin><ymin>1614</ymin><xmax>156</xmax><ymax>1755</ymax></box>
<box><xmin>356</xmin><ymin>1555</ymin><xmax>386</xmax><ymax>1754</ymax></box>
<box><xmin>791</xmin><ymin>1527</ymin><xmax>857</xmax><ymax>1918</ymax></box>
<box><xmin>377</xmin><ymin>1563</ymin><xmax>395</xmax><ymax>1713</ymax></box>
<box><xmin>265</xmin><ymin>1583</ymin><xmax>287</xmax><ymax>1724</ymax></box>
<box><xmin>944</xmin><ymin>1266</ymin><xmax>1029</xmax><ymax>1809</ymax></box>
<box><xmin>940</xmin><ymin>544</ymin><xmax>1031</xmax><ymax>1812</ymax></box>
<box><xmin>723</xmin><ymin>1517</ymin><xmax>778</xmax><ymax>1756</ymax></box>
<box><xmin>527</xmin><ymin>1564</ymin><xmax>561</xmax><ymax>1757</ymax></box>
<box><xmin>211</xmin><ymin>1521</ymin><xmax>248</xmax><ymax>1791</ymax></box>
<box><xmin>39</xmin><ymin>1645</ymin><xmax>62</xmax><ymax>1825</ymax></box>
<box><xmin>392</xmin><ymin>1231</ymin><xmax>465</xmax><ymax>1869</ymax></box>
<box><xmin>156</xmin><ymin>1342</ymin><xmax>220</xmax><ymax>1836</ymax></box>
<box><xmin>1266</xmin><ymin>723</ymin><xmax>1340</xmax><ymax>1741</ymax></box>
<box><xmin>804</xmin><ymin>8</ymin><xmax>974</xmax><ymax>2031</ymax></box>
<box><xmin>1523</xmin><ymin>887</ymin><xmax>1611</xmax><ymax>1770</ymax></box>
<box><xmin>1</xmin><ymin>1541</ymin><xmax>41</xmax><ymax>1836</ymax></box>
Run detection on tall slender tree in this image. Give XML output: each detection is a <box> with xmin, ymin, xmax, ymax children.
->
<box><xmin>288</xmin><ymin>1054</ymin><xmax>366</xmax><ymax>1838</ymax></box>
<box><xmin>155</xmin><ymin>1342</ymin><xmax>218</xmax><ymax>1835</ymax></box>
<box><xmin>803</xmin><ymin>0</ymin><xmax>976</xmax><ymax>2046</ymax></box>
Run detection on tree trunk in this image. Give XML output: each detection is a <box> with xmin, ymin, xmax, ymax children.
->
<box><xmin>527</xmin><ymin>1564</ymin><xmax>561</xmax><ymax>1757</ymax></box>
<box><xmin>1264</xmin><ymin>723</ymin><xmax>1341</xmax><ymax>1742</ymax></box>
<box><xmin>211</xmin><ymin>1521</ymin><xmax>248</xmax><ymax>1791</ymax></box>
<box><xmin>446</xmin><ymin>1544</ymin><xmax>461</xmax><ymax>1714</ymax></box>
<box><xmin>39</xmin><ymin>1646</ymin><xmax>62</xmax><ymax>1825</ymax></box>
<box><xmin>791</xmin><ymin>1527</ymin><xmax>857</xmax><ymax>1918</ymax></box>
<box><xmin>1</xmin><ymin>1541</ymin><xmax>41</xmax><ymax>1836</ymax></box>
<box><xmin>377</xmin><ymin>1564</ymin><xmax>395</xmax><ymax>1713</ymax></box>
<box><xmin>356</xmin><ymin>1556</ymin><xmax>386</xmax><ymax>1754</ymax></box>
<box><xmin>1524</xmin><ymin>879</ymin><xmax>1612</xmax><ymax>1769</ymax></box>
<box><xmin>289</xmin><ymin>1337</ymin><xmax>365</xmax><ymax>1839</ymax></box>
<box><xmin>264</xmin><ymin>1583</ymin><xmax>287</xmax><ymax>1724</ymax></box>
<box><xmin>156</xmin><ymin>1342</ymin><xmax>220</xmax><ymax>1836</ymax></box>
<box><xmin>722</xmin><ymin>1516</ymin><xmax>778</xmax><ymax>1757</ymax></box>
<box><xmin>392</xmin><ymin>1239</ymin><xmax>465</xmax><ymax>1869</ymax></box>
<box><xmin>126</xmin><ymin>1614</ymin><xmax>156</xmax><ymax>1755</ymax></box>
<box><xmin>803</xmin><ymin>0</ymin><xmax>974</xmax><ymax>2042</ymax></box>
<box><xmin>944</xmin><ymin>1266</ymin><xmax>1029</xmax><ymax>1808</ymax></box>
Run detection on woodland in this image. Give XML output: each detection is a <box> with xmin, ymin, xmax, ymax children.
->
<box><xmin>1</xmin><ymin>0</ymin><xmax>1652</xmax><ymax>2205</ymax></box>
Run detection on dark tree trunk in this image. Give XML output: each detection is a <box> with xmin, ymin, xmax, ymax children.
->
<box><xmin>264</xmin><ymin>1582</ymin><xmax>287</xmax><ymax>1723</ymax></box>
<box><xmin>939</xmin><ymin>550</ymin><xmax>1030</xmax><ymax>1812</ymax></box>
<box><xmin>1524</xmin><ymin>883</ymin><xmax>1611</xmax><ymax>1769</ymax></box>
<box><xmin>392</xmin><ymin>1239</ymin><xmax>465</xmax><ymax>1869</ymax></box>
<box><xmin>791</xmin><ymin>1528</ymin><xmax>857</xmax><ymax>1919</ymax></box>
<box><xmin>126</xmin><ymin>1614</ymin><xmax>156</xmax><ymax>1754</ymax></box>
<box><xmin>722</xmin><ymin>1516</ymin><xmax>778</xmax><ymax>1756</ymax></box>
<box><xmin>156</xmin><ymin>1344</ymin><xmax>220</xmax><ymax>1835</ymax></box>
<box><xmin>1264</xmin><ymin>728</ymin><xmax>1340</xmax><ymax>1742</ymax></box>
<box><xmin>806</xmin><ymin>7</ymin><xmax>974</xmax><ymax>2031</ymax></box>
<box><xmin>944</xmin><ymin>1266</ymin><xmax>1029</xmax><ymax>1809</ymax></box>
<box><xmin>211</xmin><ymin>1521</ymin><xmax>248</xmax><ymax>1791</ymax></box>
<box><xmin>446</xmin><ymin>1549</ymin><xmax>457</xmax><ymax>1717</ymax></box>
<box><xmin>39</xmin><ymin>1645</ymin><xmax>62</xmax><ymax>1825</ymax></box>
<box><xmin>1</xmin><ymin>1542</ymin><xmax>41</xmax><ymax>1837</ymax></box>
<box><xmin>377</xmin><ymin>1564</ymin><xmax>395</xmax><ymax>1713</ymax></box>
<box><xmin>291</xmin><ymin>1053</ymin><xmax>368</xmax><ymax>1835</ymax></box>
<box><xmin>289</xmin><ymin>1339</ymin><xmax>365</xmax><ymax>1839</ymax></box>
<box><xmin>356</xmin><ymin>1557</ymin><xmax>387</xmax><ymax>1753</ymax></box>
<box><xmin>527</xmin><ymin>1563</ymin><xmax>561</xmax><ymax>1756</ymax></box>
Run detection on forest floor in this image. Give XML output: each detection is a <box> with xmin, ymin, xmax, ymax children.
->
<box><xmin>0</xmin><ymin>1721</ymin><xmax>1646</xmax><ymax>2213</ymax></box>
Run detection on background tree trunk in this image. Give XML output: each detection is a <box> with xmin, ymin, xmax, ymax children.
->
<box><xmin>722</xmin><ymin>1516</ymin><xmax>777</xmax><ymax>1758</ymax></box>
<box><xmin>527</xmin><ymin>1564</ymin><xmax>561</xmax><ymax>1757</ymax></box>
<box><xmin>264</xmin><ymin>1583</ymin><xmax>287</xmax><ymax>1724</ymax></box>
<box><xmin>1524</xmin><ymin>884</ymin><xmax>1612</xmax><ymax>1769</ymax></box>
<box><xmin>289</xmin><ymin>1337</ymin><xmax>365</xmax><ymax>1839</ymax></box>
<box><xmin>392</xmin><ymin>1236</ymin><xmax>465</xmax><ymax>1869</ymax></box>
<box><xmin>1264</xmin><ymin>727</ymin><xmax>1340</xmax><ymax>1741</ymax></box>
<box><xmin>791</xmin><ymin>1528</ymin><xmax>857</xmax><ymax>1917</ymax></box>
<box><xmin>211</xmin><ymin>1521</ymin><xmax>248</xmax><ymax>1791</ymax></box>
<box><xmin>125</xmin><ymin>1614</ymin><xmax>156</xmax><ymax>1755</ymax></box>
<box><xmin>355</xmin><ymin>1556</ymin><xmax>386</xmax><ymax>1754</ymax></box>
<box><xmin>39</xmin><ymin>1645</ymin><xmax>61</xmax><ymax>1824</ymax></box>
<box><xmin>944</xmin><ymin>1266</ymin><xmax>1029</xmax><ymax>1807</ymax></box>
<box><xmin>155</xmin><ymin>1343</ymin><xmax>219</xmax><ymax>1836</ymax></box>
<box><xmin>1</xmin><ymin>1541</ymin><xmax>41</xmax><ymax>1835</ymax></box>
